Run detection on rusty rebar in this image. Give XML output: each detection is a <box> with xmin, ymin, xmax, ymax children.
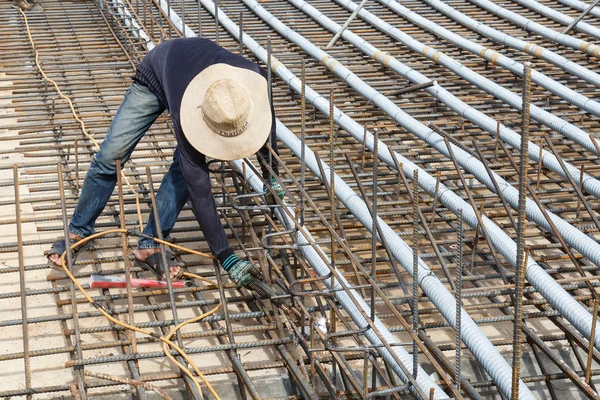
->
<box><xmin>586</xmin><ymin>300</ymin><xmax>599</xmax><ymax>384</ymax></box>
<box><xmin>455</xmin><ymin>208</ymin><xmax>463</xmax><ymax>392</ymax></box>
<box><xmin>512</xmin><ymin>61</ymin><xmax>531</xmax><ymax>400</ymax></box>
<box><xmin>84</xmin><ymin>371</ymin><xmax>171</xmax><ymax>399</ymax></box>
<box><xmin>13</xmin><ymin>165</ymin><xmax>31</xmax><ymax>400</ymax></box>
<box><xmin>116</xmin><ymin>159</ymin><xmax>137</xmax><ymax>354</ymax></box>
<box><xmin>412</xmin><ymin>169</ymin><xmax>419</xmax><ymax>381</ymax></box>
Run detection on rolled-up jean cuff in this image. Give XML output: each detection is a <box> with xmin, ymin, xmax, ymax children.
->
<box><xmin>138</xmin><ymin>240</ymin><xmax>160</xmax><ymax>249</ymax></box>
<box><xmin>68</xmin><ymin>228</ymin><xmax>90</xmax><ymax>239</ymax></box>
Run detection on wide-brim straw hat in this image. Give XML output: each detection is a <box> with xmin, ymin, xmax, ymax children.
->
<box><xmin>180</xmin><ymin>63</ymin><xmax>272</xmax><ymax>161</ymax></box>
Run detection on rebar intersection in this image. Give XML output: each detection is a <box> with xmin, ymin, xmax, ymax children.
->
<box><xmin>2</xmin><ymin>0</ymin><xmax>600</xmax><ymax>398</ymax></box>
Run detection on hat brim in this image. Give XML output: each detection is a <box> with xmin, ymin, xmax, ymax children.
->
<box><xmin>180</xmin><ymin>64</ymin><xmax>272</xmax><ymax>161</ymax></box>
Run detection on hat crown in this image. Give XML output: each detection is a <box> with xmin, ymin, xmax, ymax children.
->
<box><xmin>201</xmin><ymin>79</ymin><xmax>251</xmax><ymax>137</ymax></box>
<box><xmin>180</xmin><ymin>63</ymin><xmax>271</xmax><ymax>161</ymax></box>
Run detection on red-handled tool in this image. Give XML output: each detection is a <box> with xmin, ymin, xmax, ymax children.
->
<box><xmin>90</xmin><ymin>274</ymin><xmax>185</xmax><ymax>289</ymax></box>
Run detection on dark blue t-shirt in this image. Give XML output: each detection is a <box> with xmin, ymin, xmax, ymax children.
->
<box><xmin>134</xmin><ymin>37</ymin><xmax>278</xmax><ymax>175</ymax></box>
<box><xmin>133</xmin><ymin>38</ymin><xmax>279</xmax><ymax>261</ymax></box>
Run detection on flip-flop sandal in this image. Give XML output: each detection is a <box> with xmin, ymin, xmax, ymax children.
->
<box><xmin>134</xmin><ymin>251</ymin><xmax>184</xmax><ymax>281</ymax></box>
<box><xmin>45</xmin><ymin>239</ymin><xmax>92</xmax><ymax>271</ymax></box>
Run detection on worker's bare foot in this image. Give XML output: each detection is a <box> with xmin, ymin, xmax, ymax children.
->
<box><xmin>47</xmin><ymin>233</ymin><xmax>83</xmax><ymax>268</ymax></box>
<box><xmin>134</xmin><ymin>248</ymin><xmax>182</xmax><ymax>280</ymax></box>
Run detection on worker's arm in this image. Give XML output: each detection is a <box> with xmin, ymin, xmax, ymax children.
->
<box><xmin>179</xmin><ymin>151</ymin><xmax>231</xmax><ymax>258</ymax></box>
<box><xmin>179</xmin><ymin>150</ymin><xmax>264</xmax><ymax>287</ymax></box>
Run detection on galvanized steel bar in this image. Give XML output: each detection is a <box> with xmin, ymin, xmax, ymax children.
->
<box><xmin>259</xmin><ymin>0</ymin><xmax>600</xmax><ymax>365</ymax></box>
<box><xmin>152</xmin><ymin>2</ymin><xmax>446</xmax><ymax>397</ymax></box>
<box><xmin>186</xmin><ymin>1</ymin><xmax>533</xmax><ymax>397</ymax></box>
<box><xmin>466</xmin><ymin>0</ymin><xmax>600</xmax><ymax>57</ymax></box>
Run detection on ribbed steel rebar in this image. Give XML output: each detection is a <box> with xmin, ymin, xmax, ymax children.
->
<box><xmin>420</xmin><ymin>0</ymin><xmax>600</xmax><ymax>89</ymax></box>
<box><xmin>512</xmin><ymin>62</ymin><xmax>531</xmax><ymax>400</ymax></box>
<box><xmin>512</xmin><ymin>0</ymin><xmax>600</xmax><ymax>40</ymax></box>
<box><xmin>562</xmin><ymin>0</ymin><xmax>600</xmax><ymax>34</ymax></box>
<box><xmin>153</xmin><ymin>1</ymin><xmax>447</xmax><ymax>397</ymax></box>
<box><xmin>235</xmin><ymin>153</ymin><xmax>447</xmax><ymax>398</ymax></box>
<box><xmin>243</xmin><ymin>0</ymin><xmax>600</xmax><ymax>360</ymax></box>
<box><xmin>466</xmin><ymin>0</ymin><xmax>600</xmax><ymax>58</ymax></box>
<box><xmin>286</xmin><ymin>0</ymin><xmax>600</xmax><ymax>263</ymax></box>
<box><xmin>190</xmin><ymin>0</ymin><xmax>558</xmax><ymax>397</ymax></box>
<box><xmin>369</xmin><ymin>0</ymin><xmax>600</xmax><ymax>162</ymax></box>
<box><xmin>455</xmin><ymin>208</ymin><xmax>463</xmax><ymax>393</ymax></box>
<box><xmin>378</xmin><ymin>0</ymin><xmax>600</xmax><ymax>122</ymax></box>
<box><xmin>188</xmin><ymin>2</ymin><xmax>537</xmax><ymax>397</ymax></box>
<box><xmin>556</xmin><ymin>0</ymin><xmax>600</xmax><ymax>20</ymax></box>
<box><xmin>7</xmin><ymin>0</ymin><xmax>600</xmax><ymax>397</ymax></box>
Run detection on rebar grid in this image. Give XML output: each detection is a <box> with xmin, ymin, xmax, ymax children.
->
<box><xmin>2</xmin><ymin>0</ymin><xmax>600</xmax><ymax>398</ymax></box>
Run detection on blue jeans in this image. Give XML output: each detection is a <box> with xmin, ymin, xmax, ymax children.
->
<box><xmin>69</xmin><ymin>82</ymin><xmax>189</xmax><ymax>249</ymax></box>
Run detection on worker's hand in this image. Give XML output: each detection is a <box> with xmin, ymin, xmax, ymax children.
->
<box><xmin>224</xmin><ymin>256</ymin><xmax>294</xmax><ymax>309</ymax></box>
<box><xmin>226</xmin><ymin>258</ymin><xmax>264</xmax><ymax>288</ymax></box>
<box><xmin>263</xmin><ymin>178</ymin><xmax>285</xmax><ymax>205</ymax></box>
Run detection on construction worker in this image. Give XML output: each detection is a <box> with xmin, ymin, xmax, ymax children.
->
<box><xmin>47</xmin><ymin>37</ymin><xmax>284</xmax><ymax>290</ymax></box>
